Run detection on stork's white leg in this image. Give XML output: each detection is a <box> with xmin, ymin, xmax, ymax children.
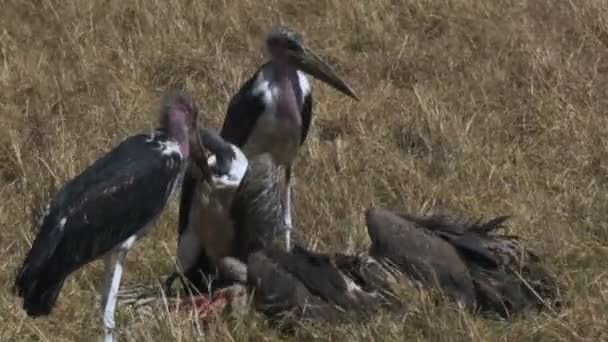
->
<box><xmin>101</xmin><ymin>235</ymin><xmax>137</xmax><ymax>342</ymax></box>
<box><xmin>284</xmin><ymin>167</ymin><xmax>294</xmax><ymax>252</ymax></box>
<box><xmin>101</xmin><ymin>253</ymin><xmax>115</xmax><ymax>312</ymax></box>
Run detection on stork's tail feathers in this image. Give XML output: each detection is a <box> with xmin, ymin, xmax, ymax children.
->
<box><xmin>14</xmin><ymin>215</ymin><xmax>66</xmax><ymax>317</ymax></box>
<box><xmin>15</xmin><ymin>265</ymin><xmax>64</xmax><ymax>317</ymax></box>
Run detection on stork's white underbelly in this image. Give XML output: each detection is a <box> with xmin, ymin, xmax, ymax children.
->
<box><xmin>242</xmin><ymin>110</ymin><xmax>301</xmax><ymax>168</ymax></box>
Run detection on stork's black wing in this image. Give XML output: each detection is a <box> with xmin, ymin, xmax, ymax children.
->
<box><xmin>15</xmin><ymin>133</ymin><xmax>182</xmax><ymax>316</ymax></box>
<box><xmin>220</xmin><ymin>65</ymin><xmax>268</xmax><ymax>147</ymax></box>
<box><xmin>300</xmin><ymin>91</ymin><xmax>313</xmax><ymax>145</ymax></box>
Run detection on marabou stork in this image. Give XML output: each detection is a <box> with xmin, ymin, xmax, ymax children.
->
<box><xmin>14</xmin><ymin>92</ymin><xmax>215</xmax><ymax>342</ymax></box>
<box><xmin>167</xmin><ymin>127</ymin><xmax>284</xmax><ymax>294</ymax></box>
<box><xmin>165</xmin><ymin>127</ymin><xmax>249</xmax><ymax>293</ymax></box>
<box><xmin>121</xmin><ymin>149</ymin><xmax>285</xmax><ymax>318</ymax></box>
<box><xmin>219</xmin><ymin>26</ymin><xmax>359</xmax><ymax>251</ymax></box>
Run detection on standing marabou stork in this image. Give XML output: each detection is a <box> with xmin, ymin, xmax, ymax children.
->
<box><xmin>14</xmin><ymin>92</ymin><xmax>213</xmax><ymax>342</ymax></box>
<box><xmin>165</xmin><ymin>127</ymin><xmax>249</xmax><ymax>293</ymax></box>
<box><xmin>121</xmin><ymin>148</ymin><xmax>286</xmax><ymax>318</ymax></box>
<box><xmin>220</xmin><ymin>26</ymin><xmax>359</xmax><ymax>251</ymax></box>
<box><xmin>167</xmin><ymin>127</ymin><xmax>284</xmax><ymax>294</ymax></box>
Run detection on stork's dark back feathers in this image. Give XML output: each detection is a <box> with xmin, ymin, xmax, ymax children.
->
<box><xmin>219</xmin><ymin>62</ymin><xmax>314</xmax><ymax>150</ymax></box>
<box><xmin>15</xmin><ymin>132</ymin><xmax>183</xmax><ymax>316</ymax></box>
<box><xmin>219</xmin><ymin>67</ymin><xmax>268</xmax><ymax>147</ymax></box>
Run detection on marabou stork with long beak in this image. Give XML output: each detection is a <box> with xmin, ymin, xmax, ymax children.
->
<box><xmin>219</xmin><ymin>26</ymin><xmax>359</xmax><ymax>251</ymax></box>
<box><xmin>166</xmin><ymin>126</ymin><xmax>284</xmax><ymax>294</ymax></box>
<box><xmin>14</xmin><ymin>92</ymin><xmax>214</xmax><ymax>342</ymax></box>
<box><xmin>165</xmin><ymin>127</ymin><xmax>249</xmax><ymax>293</ymax></box>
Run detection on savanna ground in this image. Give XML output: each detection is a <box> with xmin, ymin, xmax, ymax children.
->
<box><xmin>1</xmin><ymin>0</ymin><xmax>607</xmax><ymax>341</ymax></box>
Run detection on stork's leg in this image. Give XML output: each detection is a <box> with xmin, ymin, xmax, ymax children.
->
<box><xmin>101</xmin><ymin>253</ymin><xmax>115</xmax><ymax>313</ymax></box>
<box><xmin>101</xmin><ymin>235</ymin><xmax>136</xmax><ymax>342</ymax></box>
<box><xmin>284</xmin><ymin>166</ymin><xmax>294</xmax><ymax>252</ymax></box>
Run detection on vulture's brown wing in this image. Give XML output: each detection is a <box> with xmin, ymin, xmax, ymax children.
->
<box><xmin>365</xmin><ymin>207</ymin><xmax>477</xmax><ymax>308</ymax></box>
<box><xmin>468</xmin><ymin>232</ymin><xmax>561</xmax><ymax>317</ymax></box>
<box><xmin>371</xmin><ymin>207</ymin><xmax>560</xmax><ymax>317</ymax></box>
<box><xmin>246</xmin><ymin>250</ymin><xmax>345</xmax><ymax>325</ymax></box>
<box><xmin>397</xmin><ymin>212</ymin><xmax>506</xmax><ymax>268</ymax></box>
<box><xmin>231</xmin><ymin>153</ymin><xmax>284</xmax><ymax>260</ymax></box>
<box><xmin>246</xmin><ymin>245</ymin><xmax>393</xmax><ymax>325</ymax></box>
<box><xmin>267</xmin><ymin>245</ymin><xmax>386</xmax><ymax>312</ymax></box>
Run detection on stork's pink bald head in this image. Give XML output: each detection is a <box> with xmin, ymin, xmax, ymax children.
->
<box><xmin>159</xmin><ymin>91</ymin><xmax>212</xmax><ymax>181</ymax></box>
<box><xmin>160</xmin><ymin>92</ymin><xmax>198</xmax><ymax>157</ymax></box>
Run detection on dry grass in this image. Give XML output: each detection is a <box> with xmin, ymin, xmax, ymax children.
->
<box><xmin>1</xmin><ymin>0</ymin><xmax>607</xmax><ymax>340</ymax></box>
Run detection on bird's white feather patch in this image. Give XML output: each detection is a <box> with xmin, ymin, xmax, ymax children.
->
<box><xmin>296</xmin><ymin>70</ymin><xmax>311</xmax><ymax>100</ymax></box>
<box><xmin>145</xmin><ymin>130</ymin><xmax>159</xmax><ymax>142</ymax></box>
<box><xmin>208</xmin><ymin>145</ymin><xmax>249</xmax><ymax>190</ymax></box>
<box><xmin>158</xmin><ymin>140</ymin><xmax>183</xmax><ymax>158</ymax></box>
<box><xmin>253</xmin><ymin>68</ymin><xmax>276</xmax><ymax>108</ymax></box>
<box><xmin>58</xmin><ymin>217</ymin><xmax>67</xmax><ymax>231</ymax></box>
<box><xmin>243</xmin><ymin>66</ymin><xmax>309</xmax><ymax>167</ymax></box>
<box><xmin>254</xmin><ymin>66</ymin><xmax>311</xmax><ymax>109</ymax></box>
<box><xmin>229</xmin><ymin>145</ymin><xmax>249</xmax><ymax>181</ymax></box>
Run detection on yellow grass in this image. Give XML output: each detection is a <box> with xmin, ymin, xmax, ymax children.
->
<box><xmin>1</xmin><ymin>0</ymin><xmax>607</xmax><ymax>340</ymax></box>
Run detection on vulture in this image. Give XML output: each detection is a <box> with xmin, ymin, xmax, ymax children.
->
<box><xmin>121</xmin><ymin>180</ymin><xmax>560</xmax><ymax>327</ymax></box>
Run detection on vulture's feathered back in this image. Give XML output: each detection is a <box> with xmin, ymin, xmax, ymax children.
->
<box><xmin>366</xmin><ymin>207</ymin><xmax>561</xmax><ymax>317</ymax></box>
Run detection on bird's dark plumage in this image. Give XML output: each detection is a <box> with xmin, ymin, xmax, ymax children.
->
<box><xmin>177</xmin><ymin>127</ymin><xmax>236</xmax><ymax>237</ymax></box>
<box><xmin>220</xmin><ymin>63</ymin><xmax>313</xmax><ymax>148</ymax></box>
<box><xmin>219</xmin><ymin>66</ymin><xmax>268</xmax><ymax>148</ymax></box>
<box><xmin>300</xmin><ymin>92</ymin><xmax>313</xmax><ymax>145</ymax></box>
<box><xmin>172</xmin><ymin>151</ymin><xmax>283</xmax><ymax>294</ymax></box>
<box><xmin>365</xmin><ymin>207</ymin><xmax>478</xmax><ymax>308</ymax></box>
<box><xmin>247</xmin><ymin>249</ymin><xmax>351</xmax><ymax>326</ymax></box>
<box><xmin>199</xmin><ymin>127</ymin><xmax>236</xmax><ymax>175</ymax></box>
<box><xmin>15</xmin><ymin>132</ymin><xmax>183</xmax><ymax>316</ymax></box>
<box><xmin>230</xmin><ymin>153</ymin><xmax>283</xmax><ymax>259</ymax></box>
<box><xmin>175</xmin><ymin>128</ymin><xmax>242</xmax><ymax>291</ymax></box>
<box><xmin>366</xmin><ymin>207</ymin><xmax>560</xmax><ymax>317</ymax></box>
<box><xmin>396</xmin><ymin>213</ymin><xmax>510</xmax><ymax>269</ymax></box>
<box><xmin>218</xmin><ymin>26</ymin><xmax>358</xmax><ymax>253</ymax></box>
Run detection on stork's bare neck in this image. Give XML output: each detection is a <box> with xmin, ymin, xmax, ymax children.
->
<box><xmin>160</xmin><ymin>94</ymin><xmax>198</xmax><ymax>158</ymax></box>
<box><xmin>271</xmin><ymin>55</ymin><xmax>303</xmax><ymax>128</ymax></box>
<box><xmin>169</xmin><ymin>111</ymin><xmax>191</xmax><ymax>156</ymax></box>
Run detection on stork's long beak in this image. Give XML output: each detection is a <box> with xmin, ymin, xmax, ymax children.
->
<box><xmin>288</xmin><ymin>46</ymin><xmax>359</xmax><ymax>101</ymax></box>
<box><xmin>190</xmin><ymin>126</ymin><xmax>212</xmax><ymax>182</ymax></box>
